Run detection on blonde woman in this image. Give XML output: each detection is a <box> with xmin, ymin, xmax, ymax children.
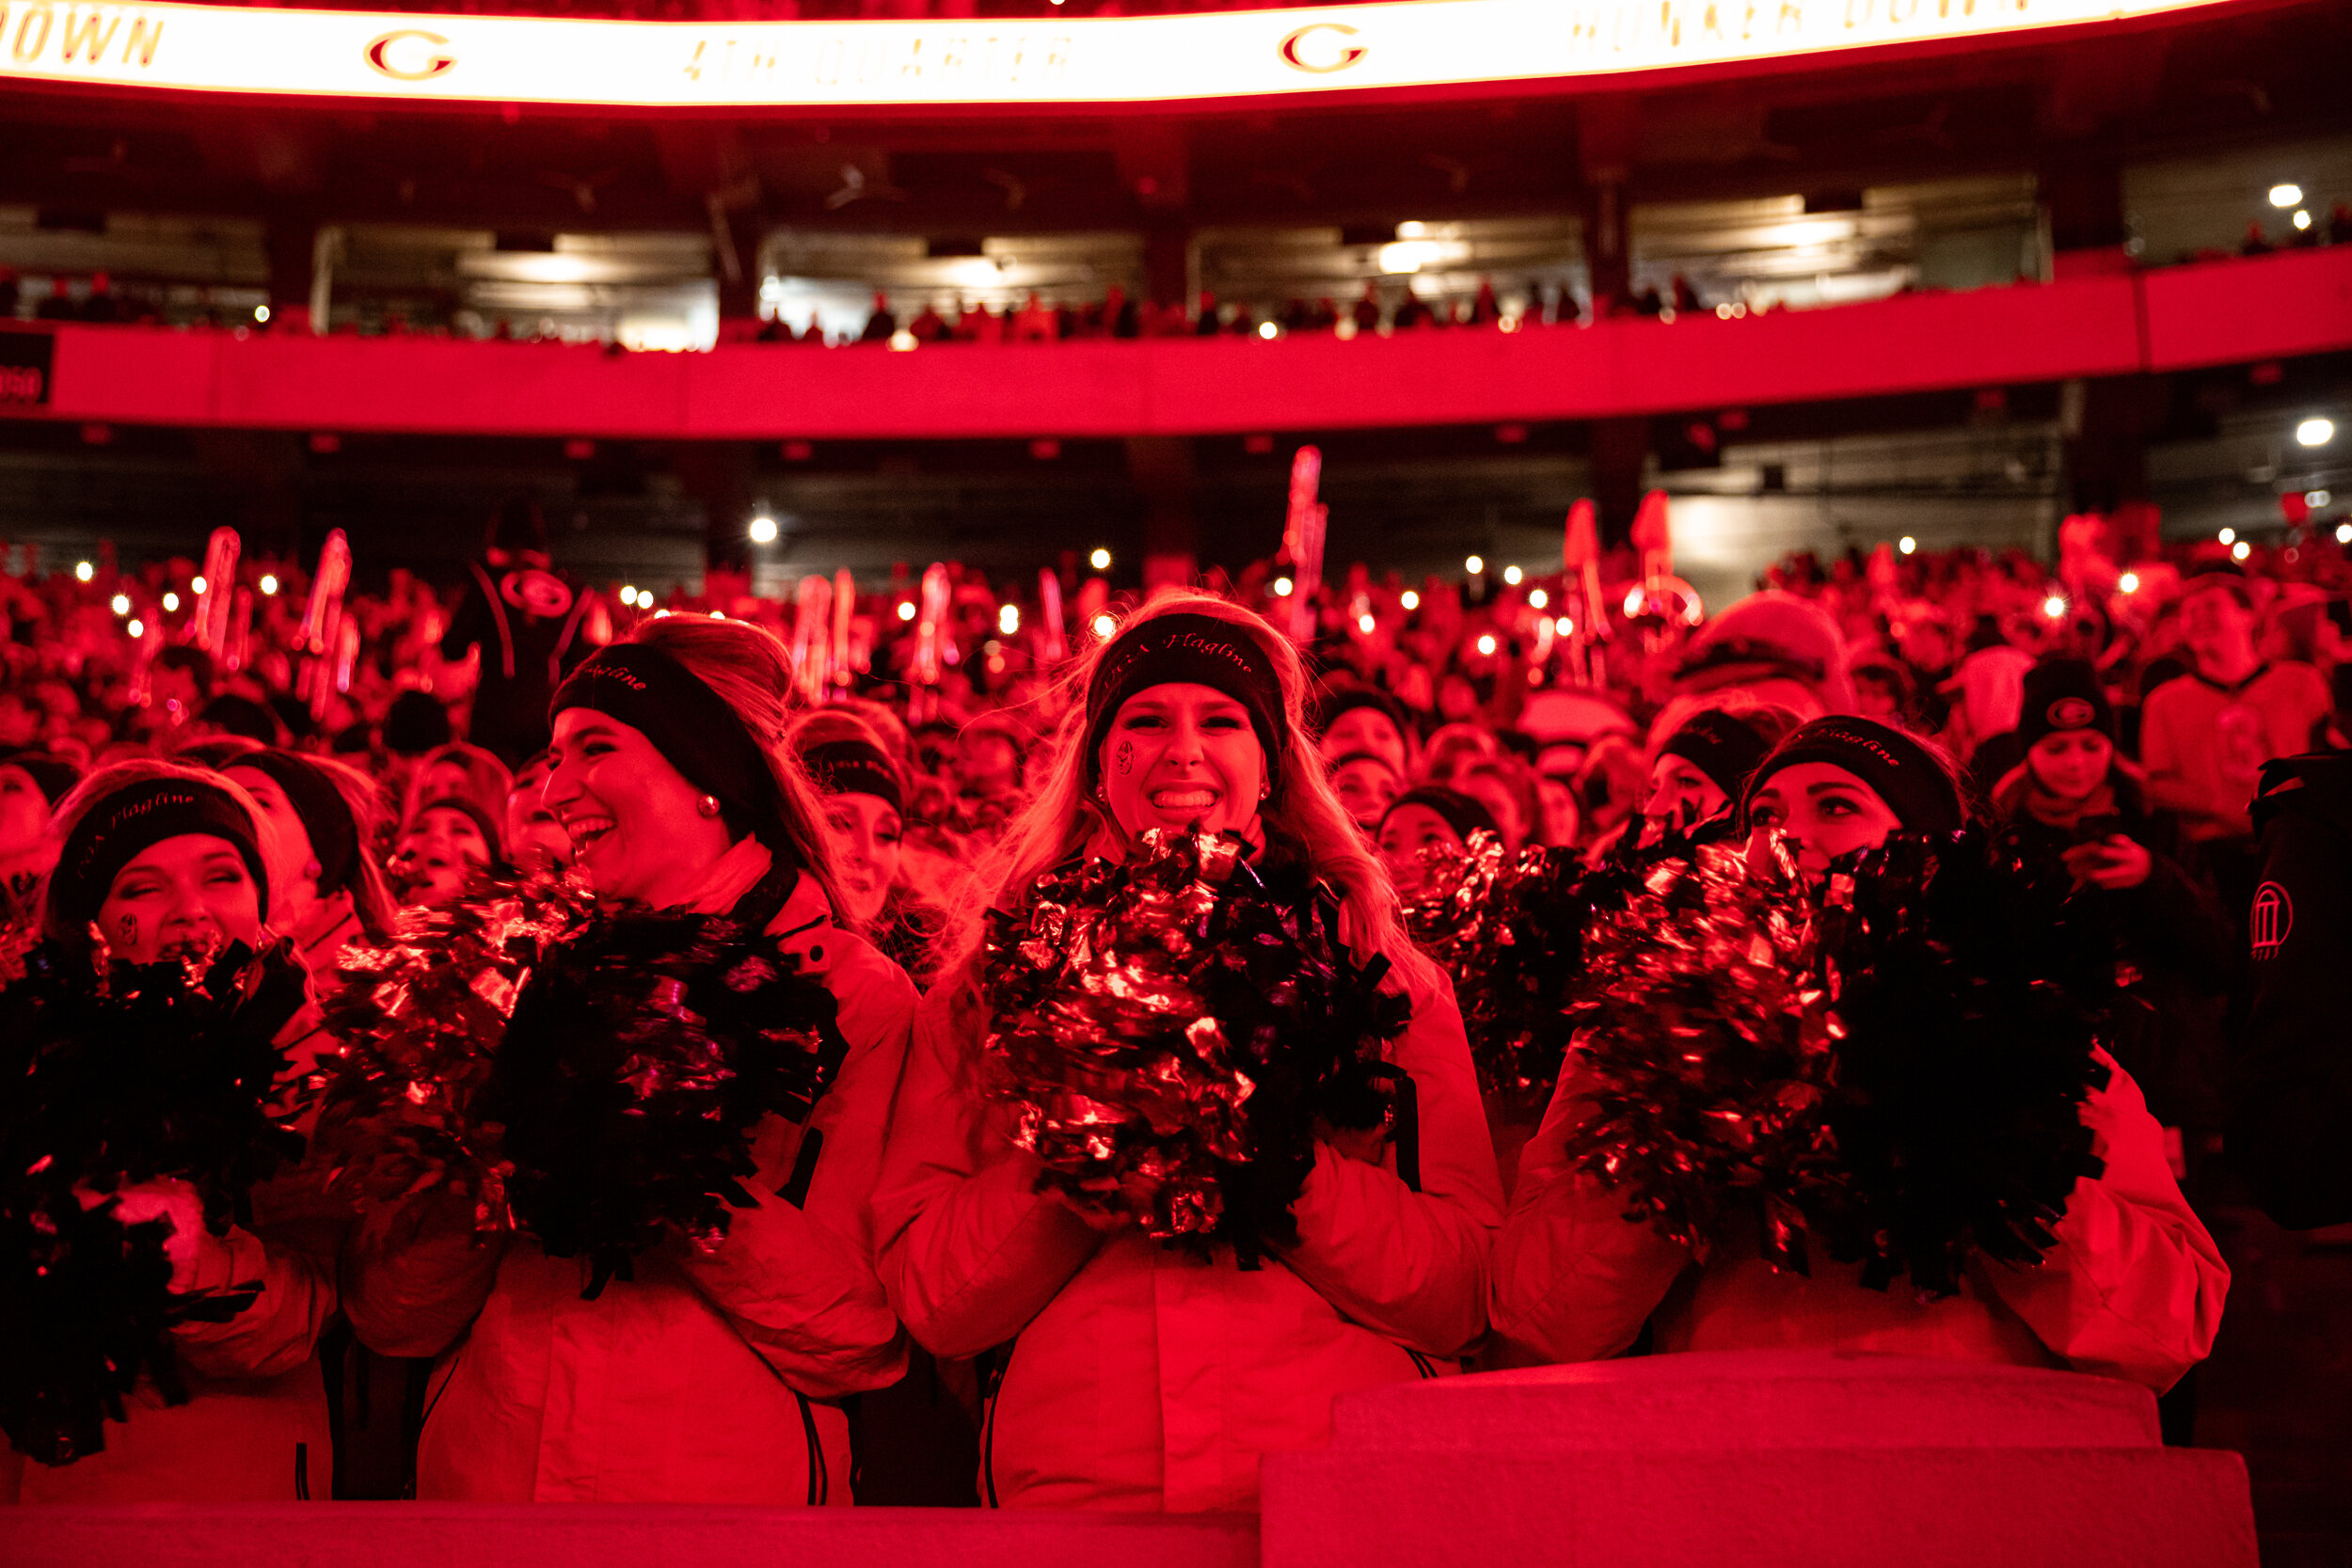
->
<box><xmin>875</xmin><ymin>592</ymin><xmax>1500</xmax><ymax>1513</ymax></box>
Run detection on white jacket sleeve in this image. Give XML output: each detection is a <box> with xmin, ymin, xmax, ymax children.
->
<box><xmin>1279</xmin><ymin>959</ymin><xmax>1502</xmax><ymax>1358</ymax></box>
<box><xmin>1977</xmin><ymin>1053</ymin><xmax>2230</xmax><ymax>1393</ymax></box>
<box><xmin>872</xmin><ymin>984</ymin><xmax>1104</xmax><ymax>1360</ymax></box>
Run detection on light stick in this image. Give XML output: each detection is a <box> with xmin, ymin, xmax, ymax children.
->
<box><xmin>195</xmin><ymin>527</ymin><xmax>240</xmax><ymax>653</ymax></box>
<box><xmin>831</xmin><ymin>570</ymin><xmax>855</xmax><ymax>692</ymax></box>
<box><xmin>1283</xmin><ymin>445</ymin><xmax>1326</xmax><ymax>644</ymax></box>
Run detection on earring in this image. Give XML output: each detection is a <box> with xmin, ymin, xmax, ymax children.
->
<box><xmin>1259</xmin><ymin>783</ymin><xmax>1271</xmax><ymax>800</ymax></box>
<box><xmin>698</xmin><ymin>794</ymin><xmax>723</xmax><ymax>818</ymax></box>
<box><xmin>302</xmin><ymin>859</ymin><xmax>322</xmax><ymax>880</ymax></box>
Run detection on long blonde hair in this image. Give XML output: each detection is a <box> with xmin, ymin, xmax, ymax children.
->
<box><xmin>623</xmin><ymin>616</ymin><xmax>848</xmax><ymax>921</ymax></box>
<box><xmin>945</xmin><ymin>590</ymin><xmax>1428</xmax><ymax>990</ymax></box>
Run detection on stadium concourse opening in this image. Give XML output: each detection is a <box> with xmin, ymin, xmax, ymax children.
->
<box><xmin>1</xmin><ymin>0</ymin><xmax>2350</xmax><ymax>1563</ymax></box>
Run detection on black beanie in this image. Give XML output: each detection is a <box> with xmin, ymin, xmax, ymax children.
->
<box><xmin>2016</xmin><ymin>657</ymin><xmax>2115</xmax><ymax>753</ymax></box>
<box><xmin>1380</xmin><ymin>786</ymin><xmax>1499</xmax><ymax>846</ymax></box>
<box><xmin>1660</xmin><ymin>709</ymin><xmax>1779</xmax><ymax>802</ymax></box>
<box><xmin>1744</xmin><ymin>716</ymin><xmax>1965</xmax><ymax>837</ymax></box>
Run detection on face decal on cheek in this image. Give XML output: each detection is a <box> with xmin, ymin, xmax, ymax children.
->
<box><xmin>1114</xmin><ymin>739</ymin><xmax>1136</xmax><ymax>776</ymax></box>
<box><xmin>114</xmin><ymin>911</ymin><xmax>137</xmax><ymax>950</ymax></box>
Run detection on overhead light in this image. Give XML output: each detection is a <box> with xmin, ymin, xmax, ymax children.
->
<box><xmin>2308</xmin><ymin>490</ymin><xmax>2333</xmax><ymax>507</ymax></box>
<box><xmin>2297</xmin><ymin>418</ymin><xmax>2336</xmax><ymax>447</ymax></box>
<box><xmin>749</xmin><ymin>515</ymin><xmax>779</xmax><ymax>544</ymax></box>
<box><xmin>1257</xmin><ymin>321</ymin><xmax>1279</xmax><ymax>341</ymax></box>
<box><xmin>1465</xmin><ymin>554</ymin><xmax>1485</xmax><ymax>575</ymax></box>
<box><xmin>2042</xmin><ymin>594</ymin><xmax>2068</xmax><ymax>620</ymax></box>
<box><xmin>127</xmin><ymin>618</ymin><xmax>145</xmax><ymax>639</ymax></box>
<box><xmin>1089</xmin><ymin>547</ymin><xmax>1111</xmax><ymax>571</ymax></box>
<box><xmin>255</xmin><ymin>304</ymin><xmax>271</xmax><ymax>323</ymax></box>
<box><xmin>1502</xmin><ymin>564</ymin><xmax>1523</xmax><ymax>586</ymax></box>
<box><xmin>259</xmin><ymin>574</ymin><xmax>279</xmax><ymax>595</ymax></box>
<box><xmin>110</xmin><ymin>594</ymin><xmax>131</xmax><ymax>615</ymax></box>
<box><xmin>2120</xmin><ymin>572</ymin><xmax>2140</xmax><ymax>594</ymax></box>
<box><xmin>162</xmin><ymin>592</ymin><xmax>180</xmax><ymax>611</ymax></box>
<box><xmin>1555</xmin><ymin>616</ymin><xmax>1574</xmax><ymax>635</ymax></box>
<box><xmin>2294</xmin><ymin>210</ymin><xmax>2313</xmax><ymax>231</ymax></box>
<box><xmin>191</xmin><ymin>575</ymin><xmax>207</xmax><ymax>594</ymax></box>
<box><xmin>1527</xmin><ymin>587</ymin><xmax>1549</xmax><ymax>609</ymax></box>
<box><xmin>1091</xmin><ymin>612</ymin><xmax>1118</xmax><ymax>639</ymax></box>
<box><xmin>897</xmin><ymin>600</ymin><xmax>916</xmax><ymax>622</ymax></box>
<box><xmin>1400</xmin><ymin>590</ymin><xmax>1421</xmax><ymax>610</ymax></box>
<box><xmin>2218</xmin><ymin>527</ymin><xmax>2236</xmax><ymax>544</ymax></box>
<box><xmin>1475</xmin><ymin>633</ymin><xmax>1498</xmax><ymax>657</ymax></box>
<box><xmin>74</xmin><ymin>561</ymin><xmax>94</xmax><ymax>582</ymax></box>
<box><xmin>2233</xmin><ymin>540</ymin><xmax>2251</xmax><ymax>562</ymax></box>
<box><xmin>998</xmin><ymin>604</ymin><xmax>1020</xmax><ymax>635</ymax></box>
<box><xmin>2270</xmin><ymin>183</ymin><xmax>2303</xmax><ymax>208</ymax></box>
<box><xmin>2337</xmin><ymin>523</ymin><xmax>2352</xmax><ymax>545</ymax></box>
<box><xmin>1899</xmin><ymin>536</ymin><xmax>1917</xmax><ymax>555</ymax></box>
<box><xmin>1358</xmin><ymin>613</ymin><xmax>1376</xmax><ymax>634</ymax></box>
<box><xmin>1273</xmin><ymin>576</ymin><xmax>1294</xmax><ymax>596</ymax></box>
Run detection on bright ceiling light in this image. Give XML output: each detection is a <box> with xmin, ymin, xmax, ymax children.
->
<box><xmin>1465</xmin><ymin>555</ymin><xmax>1485</xmax><ymax>575</ymax></box>
<box><xmin>1272</xmin><ymin>576</ymin><xmax>1294</xmax><ymax>596</ymax></box>
<box><xmin>1475</xmin><ymin>633</ymin><xmax>1498</xmax><ymax>657</ymax></box>
<box><xmin>897</xmin><ymin>600</ymin><xmax>916</xmax><ymax>621</ymax></box>
<box><xmin>127</xmin><ymin>619</ymin><xmax>144</xmax><ymax>639</ymax></box>
<box><xmin>2294</xmin><ymin>210</ymin><xmax>2313</xmax><ymax>231</ymax></box>
<box><xmin>1358</xmin><ymin>613</ymin><xmax>1376</xmax><ymax>634</ymax></box>
<box><xmin>1257</xmin><ymin>321</ymin><xmax>1279</xmax><ymax>340</ymax></box>
<box><xmin>2218</xmin><ymin>528</ymin><xmax>2236</xmax><ymax>544</ymax></box>
<box><xmin>2119</xmin><ymin>572</ymin><xmax>2140</xmax><ymax>594</ymax></box>
<box><xmin>74</xmin><ymin>561</ymin><xmax>94</xmax><ymax>582</ymax></box>
<box><xmin>162</xmin><ymin>592</ymin><xmax>180</xmax><ymax>611</ymax></box>
<box><xmin>2042</xmin><ymin>594</ymin><xmax>2068</xmax><ymax>620</ymax></box>
<box><xmin>1502</xmin><ymin>564</ymin><xmax>1523</xmax><ymax>585</ymax></box>
<box><xmin>749</xmin><ymin>515</ymin><xmax>779</xmax><ymax>544</ymax></box>
<box><xmin>1527</xmin><ymin>587</ymin><xmax>1549</xmax><ymax>610</ymax></box>
<box><xmin>259</xmin><ymin>574</ymin><xmax>279</xmax><ymax>595</ymax></box>
<box><xmin>110</xmin><ymin>594</ymin><xmax>131</xmax><ymax>615</ymax></box>
<box><xmin>998</xmin><ymin>604</ymin><xmax>1021</xmax><ymax>635</ymax></box>
<box><xmin>1089</xmin><ymin>547</ymin><xmax>1111</xmax><ymax>571</ymax></box>
<box><xmin>2297</xmin><ymin>418</ymin><xmax>2336</xmax><ymax>447</ymax></box>
<box><xmin>2233</xmin><ymin>540</ymin><xmax>2251</xmax><ymax>562</ymax></box>
<box><xmin>1899</xmin><ymin>536</ymin><xmax>1917</xmax><ymax>555</ymax></box>
<box><xmin>191</xmin><ymin>575</ymin><xmax>207</xmax><ymax>594</ymax></box>
<box><xmin>1400</xmin><ymin>590</ymin><xmax>1421</xmax><ymax>610</ymax></box>
<box><xmin>2269</xmin><ymin>183</ymin><xmax>2303</xmax><ymax>208</ymax></box>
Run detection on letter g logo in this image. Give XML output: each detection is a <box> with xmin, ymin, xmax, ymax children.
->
<box><xmin>366</xmin><ymin>29</ymin><xmax>455</xmax><ymax>82</ymax></box>
<box><xmin>1278</xmin><ymin>22</ymin><xmax>1365</xmax><ymax>74</ymax></box>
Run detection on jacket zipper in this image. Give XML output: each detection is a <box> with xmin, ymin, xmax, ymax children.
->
<box><xmin>980</xmin><ymin>1334</ymin><xmax>1017</xmax><ymax>1508</ymax></box>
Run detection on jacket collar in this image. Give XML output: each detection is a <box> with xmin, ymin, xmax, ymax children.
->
<box><xmin>674</xmin><ymin>835</ymin><xmax>838</xmax><ymax>974</ymax></box>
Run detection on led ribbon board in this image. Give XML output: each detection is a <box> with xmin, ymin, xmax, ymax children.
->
<box><xmin>0</xmin><ymin>0</ymin><xmax>2240</xmax><ymax>108</ymax></box>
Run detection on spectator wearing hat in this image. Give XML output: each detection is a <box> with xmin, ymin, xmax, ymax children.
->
<box><xmin>1327</xmin><ymin>749</ymin><xmax>1406</xmax><ymax>833</ymax></box>
<box><xmin>1376</xmin><ymin>785</ymin><xmax>1499</xmax><ymax>898</ymax></box>
<box><xmin>1640</xmin><ymin>704</ymin><xmax>1800</xmax><ymax>844</ymax></box>
<box><xmin>1316</xmin><ymin>687</ymin><xmax>1417</xmax><ymax>779</ymax></box>
<box><xmin>1673</xmin><ymin>590</ymin><xmax>1857</xmax><ymax>719</ymax></box>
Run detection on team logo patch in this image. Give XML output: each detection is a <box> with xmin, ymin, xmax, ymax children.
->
<box><xmin>2047</xmin><ymin>696</ymin><xmax>2096</xmax><ymax>730</ymax></box>
<box><xmin>2250</xmin><ymin>881</ymin><xmax>2293</xmax><ymax>960</ymax></box>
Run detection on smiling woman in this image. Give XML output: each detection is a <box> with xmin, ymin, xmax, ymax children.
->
<box><xmin>342</xmin><ymin>615</ymin><xmax>920</xmax><ymax>1508</ymax></box>
<box><xmin>874</xmin><ymin>590</ymin><xmax>1502</xmax><ymax>1513</ymax></box>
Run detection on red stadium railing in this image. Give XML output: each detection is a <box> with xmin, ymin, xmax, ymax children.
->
<box><xmin>6</xmin><ymin>247</ymin><xmax>2347</xmax><ymax>442</ymax></box>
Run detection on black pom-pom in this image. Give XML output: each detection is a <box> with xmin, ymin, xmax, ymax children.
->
<box><xmin>479</xmin><ymin>867</ymin><xmax>851</xmax><ymax>1298</ymax></box>
<box><xmin>0</xmin><ymin>939</ymin><xmax>308</xmax><ymax>1464</ymax></box>
<box><xmin>1560</xmin><ymin>832</ymin><xmax>2111</xmax><ymax>1299</ymax></box>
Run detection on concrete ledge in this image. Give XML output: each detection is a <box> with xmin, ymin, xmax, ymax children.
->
<box><xmin>0</xmin><ymin>1502</ymin><xmax>1261</xmax><ymax>1568</ymax></box>
<box><xmin>1261</xmin><ymin>1446</ymin><xmax>2256</xmax><ymax>1568</ymax></box>
<box><xmin>1327</xmin><ymin>1351</ymin><xmax>2163</xmax><ymax>1452</ymax></box>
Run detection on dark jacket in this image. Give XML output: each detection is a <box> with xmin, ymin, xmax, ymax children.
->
<box><xmin>2229</xmin><ymin>752</ymin><xmax>2352</xmax><ymax>1228</ymax></box>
